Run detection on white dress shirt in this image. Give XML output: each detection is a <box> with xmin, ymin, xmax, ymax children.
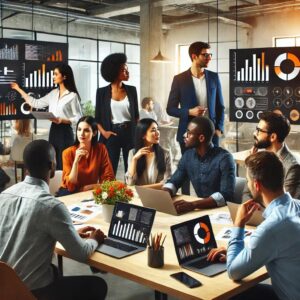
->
<box><xmin>192</xmin><ymin>75</ymin><xmax>208</xmax><ymax>109</ymax></box>
<box><xmin>25</xmin><ymin>88</ymin><xmax>82</xmax><ymax>127</ymax></box>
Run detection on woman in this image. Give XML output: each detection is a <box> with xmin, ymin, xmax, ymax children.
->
<box><xmin>11</xmin><ymin>63</ymin><xmax>82</xmax><ymax>170</ymax></box>
<box><xmin>125</xmin><ymin>118</ymin><xmax>172</xmax><ymax>188</ymax></box>
<box><xmin>57</xmin><ymin>116</ymin><xmax>114</xmax><ymax>196</ymax></box>
<box><xmin>95</xmin><ymin>53</ymin><xmax>139</xmax><ymax>175</ymax></box>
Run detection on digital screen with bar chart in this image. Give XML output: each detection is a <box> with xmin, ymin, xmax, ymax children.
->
<box><xmin>0</xmin><ymin>38</ymin><xmax>67</xmax><ymax>120</ymax></box>
<box><xmin>230</xmin><ymin>47</ymin><xmax>300</xmax><ymax>124</ymax></box>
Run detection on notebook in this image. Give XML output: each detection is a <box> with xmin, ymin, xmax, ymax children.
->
<box><xmin>135</xmin><ymin>186</ymin><xmax>178</xmax><ymax>215</ymax></box>
<box><xmin>97</xmin><ymin>202</ymin><xmax>156</xmax><ymax>259</ymax></box>
<box><xmin>171</xmin><ymin>215</ymin><xmax>226</xmax><ymax>277</ymax></box>
<box><xmin>227</xmin><ymin>201</ymin><xmax>264</xmax><ymax>226</ymax></box>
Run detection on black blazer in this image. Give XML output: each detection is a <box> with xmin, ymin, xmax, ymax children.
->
<box><xmin>95</xmin><ymin>83</ymin><xmax>139</xmax><ymax>143</ymax></box>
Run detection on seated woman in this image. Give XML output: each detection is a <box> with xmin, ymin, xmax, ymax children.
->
<box><xmin>57</xmin><ymin>116</ymin><xmax>114</xmax><ymax>196</ymax></box>
<box><xmin>125</xmin><ymin>118</ymin><xmax>172</xmax><ymax>188</ymax></box>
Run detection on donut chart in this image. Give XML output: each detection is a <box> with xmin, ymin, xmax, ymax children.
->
<box><xmin>274</xmin><ymin>53</ymin><xmax>300</xmax><ymax>81</ymax></box>
<box><xmin>193</xmin><ymin>222</ymin><xmax>211</xmax><ymax>244</ymax></box>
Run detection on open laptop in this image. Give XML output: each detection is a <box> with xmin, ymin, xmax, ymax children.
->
<box><xmin>97</xmin><ymin>202</ymin><xmax>156</xmax><ymax>259</ymax></box>
<box><xmin>171</xmin><ymin>215</ymin><xmax>226</xmax><ymax>277</ymax></box>
<box><xmin>135</xmin><ymin>186</ymin><xmax>178</xmax><ymax>215</ymax></box>
<box><xmin>227</xmin><ymin>201</ymin><xmax>264</xmax><ymax>226</ymax></box>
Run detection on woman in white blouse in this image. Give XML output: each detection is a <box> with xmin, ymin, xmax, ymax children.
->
<box><xmin>11</xmin><ymin>64</ymin><xmax>82</xmax><ymax>170</ymax></box>
<box><xmin>125</xmin><ymin>118</ymin><xmax>172</xmax><ymax>188</ymax></box>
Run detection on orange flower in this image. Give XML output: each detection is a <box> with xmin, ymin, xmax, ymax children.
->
<box><xmin>95</xmin><ymin>188</ymin><xmax>102</xmax><ymax>195</ymax></box>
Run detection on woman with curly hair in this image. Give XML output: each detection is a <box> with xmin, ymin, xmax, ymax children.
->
<box><xmin>125</xmin><ymin>118</ymin><xmax>172</xmax><ymax>188</ymax></box>
<box><xmin>95</xmin><ymin>53</ymin><xmax>139</xmax><ymax>175</ymax></box>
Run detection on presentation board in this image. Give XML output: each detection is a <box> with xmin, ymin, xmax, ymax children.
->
<box><xmin>0</xmin><ymin>38</ymin><xmax>68</xmax><ymax>120</ymax></box>
<box><xmin>230</xmin><ymin>47</ymin><xmax>300</xmax><ymax>124</ymax></box>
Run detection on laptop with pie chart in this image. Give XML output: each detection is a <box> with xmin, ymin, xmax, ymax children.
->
<box><xmin>170</xmin><ymin>215</ymin><xmax>226</xmax><ymax>277</ymax></box>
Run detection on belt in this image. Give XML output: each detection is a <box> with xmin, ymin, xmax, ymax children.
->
<box><xmin>112</xmin><ymin>122</ymin><xmax>131</xmax><ymax>129</ymax></box>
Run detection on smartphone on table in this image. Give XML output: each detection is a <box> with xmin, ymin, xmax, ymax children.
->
<box><xmin>170</xmin><ymin>271</ymin><xmax>202</xmax><ymax>288</ymax></box>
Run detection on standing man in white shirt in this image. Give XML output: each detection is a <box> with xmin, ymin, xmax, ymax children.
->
<box><xmin>167</xmin><ymin>41</ymin><xmax>225</xmax><ymax>194</ymax></box>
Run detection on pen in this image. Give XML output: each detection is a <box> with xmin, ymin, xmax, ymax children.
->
<box><xmin>81</xmin><ymin>198</ymin><xmax>94</xmax><ymax>202</ymax></box>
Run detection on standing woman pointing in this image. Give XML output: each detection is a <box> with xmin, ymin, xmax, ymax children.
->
<box><xmin>11</xmin><ymin>64</ymin><xmax>82</xmax><ymax>170</ymax></box>
<box><xmin>95</xmin><ymin>53</ymin><xmax>139</xmax><ymax>175</ymax></box>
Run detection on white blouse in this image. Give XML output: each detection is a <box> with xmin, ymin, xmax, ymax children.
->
<box><xmin>25</xmin><ymin>88</ymin><xmax>82</xmax><ymax>127</ymax></box>
<box><xmin>110</xmin><ymin>96</ymin><xmax>131</xmax><ymax>124</ymax></box>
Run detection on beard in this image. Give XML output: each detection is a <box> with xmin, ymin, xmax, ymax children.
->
<box><xmin>254</xmin><ymin>136</ymin><xmax>271</xmax><ymax>149</ymax></box>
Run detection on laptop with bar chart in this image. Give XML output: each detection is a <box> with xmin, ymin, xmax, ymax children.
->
<box><xmin>171</xmin><ymin>215</ymin><xmax>226</xmax><ymax>277</ymax></box>
<box><xmin>97</xmin><ymin>202</ymin><xmax>156</xmax><ymax>258</ymax></box>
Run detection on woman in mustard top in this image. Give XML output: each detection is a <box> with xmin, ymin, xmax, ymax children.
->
<box><xmin>57</xmin><ymin>116</ymin><xmax>114</xmax><ymax>196</ymax></box>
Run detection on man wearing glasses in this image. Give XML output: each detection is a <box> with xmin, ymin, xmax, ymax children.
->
<box><xmin>167</xmin><ymin>41</ymin><xmax>225</xmax><ymax>194</ymax></box>
<box><xmin>242</xmin><ymin>111</ymin><xmax>300</xmax><ymax>201</ymax></box>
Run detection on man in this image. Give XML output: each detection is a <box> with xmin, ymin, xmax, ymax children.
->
<box><xmin>208</xmin><ymin>151</ymin><xmax>300</xmax><ymax>300</ymax></box>
<box><xmin>242</xmin><ymin>111</ymin><xmax>300</xmax><ymax>201</ymax></box>
<box><xmin>163</xmin><ymin>117</ymin><xmax>235</xmax><ymax>214</ymax></box>
<box><xmin>139</xmin><ymin>97</ymin><xmax>157</xmax><ymax>121</ymax></box>
<box><xmin>167</xmin><ymin>41</ymin><xmax>224</xmax><ymax>194</ymax></box>
<box><xmin>0</xmin><ymin>140</ymin><xmax>107</xmax><ymax>300</ymax></box>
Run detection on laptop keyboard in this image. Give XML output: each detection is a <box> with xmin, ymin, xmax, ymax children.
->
<box><xmin>189</xmin><ymin>258</ymin><xmax>212</xmax><ymax>268</ymax></box>
<box><xmin>104</xmin><ymin>239</ymin><xmax>138</xmax><ymax>252</ymax></box>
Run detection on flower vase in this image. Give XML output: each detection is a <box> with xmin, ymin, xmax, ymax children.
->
<box><xmin>102</xmin><ymin>204</ymin><xmax>115</xmax><ymax>222</ymax></box>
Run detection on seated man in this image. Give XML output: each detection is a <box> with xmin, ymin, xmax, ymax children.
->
<box><xmin>208</xmin><ymin>151</ymin><xmax>300</xmax><ymax>300</ymax></box>
<box><xmin>163</xmin><ymin>116</ymin><xmax>235</xmax><ymax>213</ymax></box>
<box><xmin>139</xmin><ymin>97</ymin><xmax>158</xmax><ymax>121</ymax></box>
<box><xmin>0</xmin><ymin>140</ymin><xmax>107</xmax><ymax>300</ymax></box>
<box><xmin>242</xmin><ymin>111</ymin><xmax>300</xmax><ymax>201</ymax></box>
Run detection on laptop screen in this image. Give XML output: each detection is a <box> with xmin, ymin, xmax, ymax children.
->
<box><xmin>108</xmin><ymin>202</ymin><xmax>156</xmax><ymax>247</ymax></box>
<box><xmin>171</xmin><ymin>215</ymin><xmax>218</xmax><ymax>264</ymax></box>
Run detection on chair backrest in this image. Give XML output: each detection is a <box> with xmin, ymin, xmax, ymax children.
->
<box><xmin>49</xmin><ymin>170</ymin><xmax>63</xmax><ymax>195</ymax></box>
<box><xmin>0</xmin><ymin>261</ymin><xmax>36</xmax><ymax>300</ymax></box>
<box><xmin>233</xmin><ymin>177</ymin><xmax>247</xmax><ymax>204</ymax></box>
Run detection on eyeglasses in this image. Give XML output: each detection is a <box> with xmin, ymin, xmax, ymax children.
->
<box><xmin>255</xmin><ymin>126</ymin><xmax>271</xmax><ymax>134</ymax></box>
<box><xmin>200</xmin><ymin>53</ymin><xmax>213</xmax><ymax>59</ymax></box>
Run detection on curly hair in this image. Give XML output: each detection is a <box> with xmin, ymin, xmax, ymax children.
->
<box><xmin>101</xmin><ymin>53</ymin><xmax>127</xmax><ymax>83</ymax></box>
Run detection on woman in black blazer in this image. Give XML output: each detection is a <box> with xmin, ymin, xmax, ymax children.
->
<box><xmin>95</xmin><ymin>53</ymin><xmax>139</xmax><ymax>175</ymax></box>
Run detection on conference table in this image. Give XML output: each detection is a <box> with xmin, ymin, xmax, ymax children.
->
<box><xmin>55</xmin><ymin>191</ymin><xmax>268</xmax><ymax>300</ymax></box>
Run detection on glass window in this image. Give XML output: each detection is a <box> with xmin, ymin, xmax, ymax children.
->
<box><xmin>69</xmin><ymin>37</ymin><xmax>97</xmax><ymax>61</ymax></box>
<box><xmin>37</xmin><ymin>33</ymin><xmax>67</xmax><ymax>43</ymax></box>
<box><xmin>295</xmin><ymin>37</ymin><xmax>300</xmax><ymax>46</ymax></box>
<box><xmin>126</xmin><ymin>44</ymin><xmax>140</xmax><ymax>63</ymax></box>
<box><xmin>127</xmin><ymin>63</ymin><xmax>140</xmax><ymax>100</ymax></box>
<box><xmin>275</xmin><ymin>37</ymin><xmax>295</xmax><ymax>47</ymax></box>
<box><xmin>98</xmin><ymin>41</ymin><xmax>111</xmax><ymax>61</ymax></box>
<box><xmin>98</xmin><ymin>63</ymin><xmax>109</xmax><ymax>88</ymax></box>
<box><xmin>3</xmin><ymin>29</ymin><xmax>33</xmax><ymax>40</ymax></box>
<box><xmin>111</xmin><ymin>42</ymin><xmax>124</xmax><ymax>53</ymax></box>
<box><xmin>69</xmin><ymin>61</ymin><xmax>98</xmax><ymax>105</ymax></box>
<box><xmin>178</xmin><ymin>44</ymin><xmax>190</xmax><ymax>73</ymax></box>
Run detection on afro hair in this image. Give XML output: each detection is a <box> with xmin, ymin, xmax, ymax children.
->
<box><xmin>101</xmin><ymin>53</ymin><xmax>127</xmax><ymax>83</ymax></box>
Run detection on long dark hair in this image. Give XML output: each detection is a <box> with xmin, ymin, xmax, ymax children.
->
<box><xmin>134</xmin><ymin>118</ymin><xmax>166</xmax><ymax>178</ymax></box>
<box><xmin>54</xmin><ymin>63</ymin><xmax>81</xmax><ymax>101</ymax></box>
<box><xmin>74</xmin><ymin>116</ymin><xmax>98</xmax><ymax>146</ymax></box>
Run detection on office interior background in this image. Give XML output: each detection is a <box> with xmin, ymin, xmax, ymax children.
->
<box><xmin>0</xmin><ymin>0</ymin><xmax>300</xmax><ymax>156</ymax></box>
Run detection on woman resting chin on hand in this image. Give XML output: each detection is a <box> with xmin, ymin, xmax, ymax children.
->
<box><xmin>56</xmin><ymin>116</ymin><xmax>115</xmax><ymax>196</ymax></box>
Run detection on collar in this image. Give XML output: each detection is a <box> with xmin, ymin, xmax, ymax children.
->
<box><xmin>57</xmin><ymin>88</ymin><xmax>71</xmax><ymax>98</ymax></box>
<box><xmin>24</xmin><ymin>176</ymin><xmax>50</xmax><ymax>193</ymax></box>
<box><xmin>277</xmin><ymin>143</ymin><xmax>289</xmax><ymax>160</ymax></box>
<box><xmin>263</xmin><ymin>192</ymin><xmax>291</xmax><ymax>219</ymax></box>
<box><xmin>193</xmin><ymin>143</ymin><xmax>214</xmax><ymax>159</ymax></box>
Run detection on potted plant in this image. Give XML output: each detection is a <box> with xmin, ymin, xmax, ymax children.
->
<box><xmin>93</xmin><ymin>180</ymin><xmax>134</xmax><ymax>222</ymax></box>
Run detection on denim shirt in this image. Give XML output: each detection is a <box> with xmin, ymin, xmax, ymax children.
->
<box><xmin>227</xmin><ymin>193</ymin><xmax>300</xmax><ymax>300</ymax></box>
<box><xmin>164</xmin><ymin>144</ymin><xmax>235</xmax><ymax>206</ymax></box>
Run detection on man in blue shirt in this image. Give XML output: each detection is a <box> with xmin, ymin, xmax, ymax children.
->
<box><xmin>208</xmin><ymin>151</ymin><xmax>300</xmax><ymax>300</ymax></box>
<box><xmin>163</xmin><ymin>116</ymin><xmax>235</xmax><ymax>214</ymax></box>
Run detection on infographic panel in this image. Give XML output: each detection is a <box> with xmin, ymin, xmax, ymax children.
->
<box><xmin>230</xmin><ymin>47</ymin><xmax>300</xmax><ymax>124</ymax></box>
<box><xmin>0</xmin><ymin>38</ymin><xmax>68</xmax><ymax>120</ymax></box>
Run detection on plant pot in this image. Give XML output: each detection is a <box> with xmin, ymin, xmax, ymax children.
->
<box><xmin>102</xmin><ymin>204</ymin><xmax>115</xmax><ymax>222</ymax></box>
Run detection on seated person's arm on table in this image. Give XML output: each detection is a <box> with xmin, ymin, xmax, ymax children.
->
<box><xmin>49</xmin><ymin>203</ymin><xmax>105</xmax><ymax>262</ymax></box>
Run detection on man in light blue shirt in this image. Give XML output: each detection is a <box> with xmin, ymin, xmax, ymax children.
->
<box><xmin>208</xmin><ymin>151</ymin><xmax>300</xmax><ymax>300</ymax></box>
<box><xmin>0</xmin><ymin>140</ymin><xmax>107</xmax><ymax>300</ymax></box>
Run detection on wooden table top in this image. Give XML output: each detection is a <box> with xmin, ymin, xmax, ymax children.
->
<box><xmin>55</xmin><ymin>190</ymin><xmax>268</xmax><ymax>300</ymax></box>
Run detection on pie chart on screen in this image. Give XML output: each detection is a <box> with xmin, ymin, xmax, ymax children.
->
<box><xmin>194</xmin><ymin>222</ymin><xmax>211</xmax><ymax>244</ymax></box>
<box><xmin>274</xmin><ymin>53</ymin><xmax>300</xmax><ymax>81</ymax></box>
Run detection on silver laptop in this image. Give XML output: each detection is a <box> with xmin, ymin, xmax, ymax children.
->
<box><xmin>135</xmin><ymin>186</ymin><xmax>178</xmax><ymax>215</ymax></box>
<box><xmin>97</xmin><ymin>202</ymin><xmax>156</xmax><ymax>259</ymax></box>
<box><xmin>171</xmin><ymin>215</ymin><xmax>226</xmax><ymax>277</ymax></box>
<box><xmin>227</xmin><ymin>201</ymin><xmax>264</xmax><ymax>226</ymax></box>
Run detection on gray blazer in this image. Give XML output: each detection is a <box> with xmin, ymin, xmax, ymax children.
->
<box><xmin>242</xmin><ymin>144</ymin><xmax>300</xmax><ymax>201</ymax></box>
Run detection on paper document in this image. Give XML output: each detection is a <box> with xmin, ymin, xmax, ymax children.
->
<box><xmin>31</xmin><ymin>111</ymin><xmax>56</xmax><ymax>119</ymax></box>
<box><xmin>209</xmin><ymin>212</ymin><xmax>232</xmax><ymax>225</ymax></box>
<box><xmin>216</xmin><ymin>227</ymin><xmax>254</xmax><ymax>243</ymax></box>
<box><xmin>68</xmin><ymin>202</ymin><xmax>102</xmax><ymax>223</ymax></box>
